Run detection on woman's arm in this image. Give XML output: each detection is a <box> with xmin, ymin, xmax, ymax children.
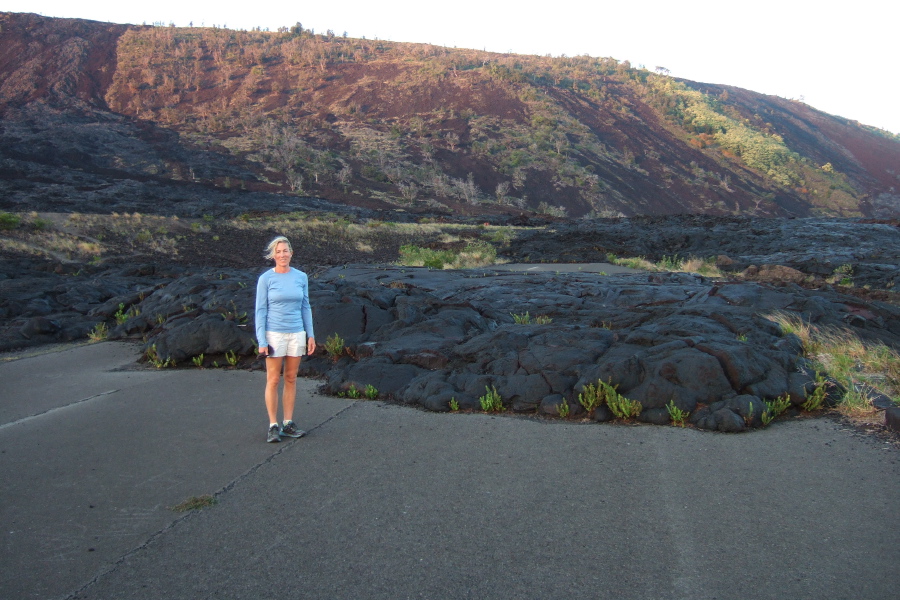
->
<box><xmin>255</xmin><ymin>273</ymin><xmax>269</xmax><ymax>353</ymax></box>
<box><xmin>299</xmin><ymin>272</ymin><xmax>315</xmax><ymax>340</ymax></box>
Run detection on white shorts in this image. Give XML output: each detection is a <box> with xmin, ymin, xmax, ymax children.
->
<box><xmin>266</xmin><ymin>331</ymin><xmax>307</xmax><ymax>357</ymax></box>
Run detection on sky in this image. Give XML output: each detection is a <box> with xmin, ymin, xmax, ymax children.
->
<box><xmin>5</xmin><ymin>1</ymin><xmax>899</xmax><ymax>134</ymax></box>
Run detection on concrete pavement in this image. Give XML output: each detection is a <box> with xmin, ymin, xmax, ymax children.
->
<box><xmin>0</xmin><ymin>341</ymin><xmax>897</xmax><ymax>599</ymax></box>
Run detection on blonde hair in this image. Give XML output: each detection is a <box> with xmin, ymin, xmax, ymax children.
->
<box><xmin>264</xmin><ymin>235</ymin><xmax>292</xmax><ymax>260</ymax></box>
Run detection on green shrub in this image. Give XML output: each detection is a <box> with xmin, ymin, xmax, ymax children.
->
<box><xmin>479</xmin><ymin>385</ymin><xmax>504</xmax><ymax>412</ymax></box>
<box><xmin>647</xmin><ymin>77</ymin><xmax>805</xmax><ymax>188</ymax></box>
<box><xmin>324</xmin><ymin>333</ymin><xmax>345</xmax><ymax>361</ymax></box>
<box><xmin>145</xmin><ymin>344</ymin><xmax>174</xmax><ymax>368</ymax></box>
<box><xmin>577</xmin><ymin>381</ymin><xmax>605</xmax><ymax>412</ymax></box>
<box><xmin>114</xmin><ymin>303</ymin><xmax>139</xmax><ymax>325</ymax></box>
<box><xmin>666</xmin><ymin>400</ymin><xmax>689</xmax><ymax>426</ymax></box>
<box><xmin>113</xmin><ymin>302</ymin><xmax>128</xmax><ymax>325</ymax></box>
<box><xmin>454</xmin><ymin>240</ymin><xmax>496</xmax><ymax>268</ymax></box>
<box><xmin>511</xmin><ymin>311</ymin><xmax>531</xmax><ymax>324</ymax></box>
<box><xmin>31</xmin><ymin>217</ymin><xmax>53</xmax><ymax>230</ymax></box>
<box><xmin>0</xmin><ymin>212</ymin><xmax>21</xmax><ymax>230</ymax></box>
<box><xmin>511</xmin><ymin>311</ymin><xmax>551</xmax><ymax>325</ymax></box>
<box><xmin>578</xmin><ymin>378</ymin><xmax>639</xmax><ymax>418</ymax></box>
<box><xmin>87</xmin><ymin>322</ymin><xmax>108</xmax><ymax>342</ymax></box>
<box><xmin>657</xmin><ymin>254</ymin><xmax>683</xmax><ymax>271</ymax></box>
<box><xmin>829</xmin><ymin>264</ymin><xmax>854</xmax><ymax>286</ymax></box>
<box><xmin>398</xmin><ymin>241</ymin><xmax>496</xmax><ymax>270</ymax></box>
<box><xmin>578</xmin><ymin>378</ymin><xmax>641</xmax><ymax>419</ymax></box>
<box><xmin>761</xmin><ymin>395</ymin><xmax>795</xmax><ymax>426</ymax></box>
<box><xmin>608</xmin><ymin>393</ymin><xmax>642</xmax><ymax>419</ymax></box>
<box><xmin>801</xmin><ymin>372</ymin><xmax>828</xmax><ymax>411</ymax></box>
<box><xmin>764</xmin><ymin>395</ymin><xmax>791</xmax><ymax>421</ymax></box>
<box><xmin>398</xmin><ymin>244</ymin><xmax>456</xmax><ymax>269</ymax></box>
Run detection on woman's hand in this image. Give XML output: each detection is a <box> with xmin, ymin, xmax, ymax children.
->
<box><xmin>258</xmin><ymin>346</ymin><xmax>268</xmax><ymax>357</ymax></box>
<box><xmin>307</xmin><ymin>337</ymin><xmax>316</xmax><ymax>355</ymax></box>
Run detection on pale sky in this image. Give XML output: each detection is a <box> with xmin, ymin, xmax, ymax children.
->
<box><xmin>5</xmin><ymin>1</ymin><xmax>899</xmax><ymax>134</ymax></box>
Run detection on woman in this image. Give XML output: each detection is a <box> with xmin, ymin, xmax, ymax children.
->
<box><xmin>255</xmin><ymin>235</ymin><xmax>316</xmax><ymax>443</ymax></box>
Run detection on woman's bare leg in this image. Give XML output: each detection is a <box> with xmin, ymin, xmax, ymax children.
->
<box><xmin>281</xmin><ymin>356</ymin><xmax>302</xmax><ymax>422</ymax></box>
<box><xmin>265</xmin><ymin>356</ymin><xmax>284</xmax><ymax>424</ymax></box>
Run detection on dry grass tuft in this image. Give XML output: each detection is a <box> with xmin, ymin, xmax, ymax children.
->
<box><xmin>606</xmin><ymin>253</ymin><xmax>723</xmax><ymax>277</ymax></box>
<box><xmin>767</xmin><ymin>311</ymin><xmax>900</xmax><ymax>418</ymax></box>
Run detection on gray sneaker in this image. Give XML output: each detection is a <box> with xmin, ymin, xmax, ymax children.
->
<box><xmin>267</xmin><ymin>424</ymin><xmax>281</xmax><ymax>443</ymax></box>
<box><xmin>281</xmin><ymin>420</ymin><xmax>306</xmax><ymax>438</ymax></box>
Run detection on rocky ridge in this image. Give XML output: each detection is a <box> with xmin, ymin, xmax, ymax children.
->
<box><xmin>2</xmin><ymin>216</ymin><xmax>897</xmax><ymax>433</ymax></box>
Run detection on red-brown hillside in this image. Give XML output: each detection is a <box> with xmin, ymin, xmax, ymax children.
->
<box><xmin>0</xmin><ymin>12</ymin><xmax>128</xmax><ymax>109</ymax></box>
<box><xmin>1</xmin><ymin>12</ymin><xmax>898</xmax><ymax>218</ymax></box>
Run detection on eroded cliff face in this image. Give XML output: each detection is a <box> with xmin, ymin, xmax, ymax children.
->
<box><xmin>1</xmin><ymin>11</ymin><xmax>898</xmax><ymax>219</ymax></box>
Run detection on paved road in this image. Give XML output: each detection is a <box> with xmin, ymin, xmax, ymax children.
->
<box><xmin>0</xmin><ymin>342</ymin><xmax>897</xmax><ymax>599</ymax></box>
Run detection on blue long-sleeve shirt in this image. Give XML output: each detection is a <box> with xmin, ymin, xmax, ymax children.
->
<box><xmin>255</xmin><ymin>267</ymin><xmax>315</xmax><ymax>348</ymax></box>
